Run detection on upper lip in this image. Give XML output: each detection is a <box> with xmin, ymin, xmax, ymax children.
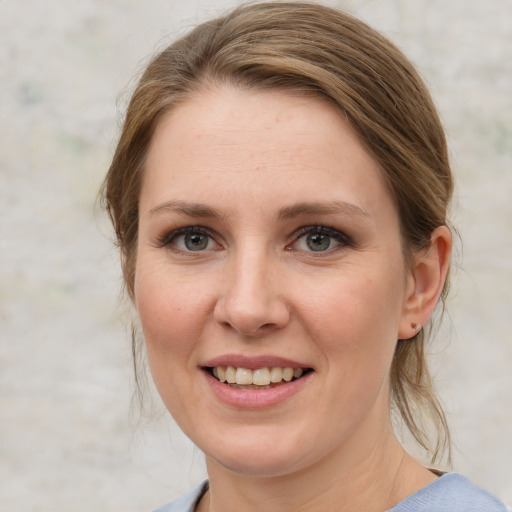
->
<box><xmin>202</xmin><ymin>354</ymin><xmax>311</xmax><ymax>370</ymax></box>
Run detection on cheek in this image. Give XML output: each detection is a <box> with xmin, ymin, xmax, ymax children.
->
<box><xmin>298</xmin><ymin>271</ymin><xmax>404</xmax><ymax>385</ymax></box>
<box><xmin>133</xmin><ymin>264</ymin><xmax>216</xmax><ymax>422</ymax></box>
<box><xmin>301</xmin><ymin>272</ymin><xmax>403</xmax><ymax>339</ymax></box>
<box><xmin>134</xmin><ymin>262</ymin><xmax>214</xmax><ymax>366</ymax></box>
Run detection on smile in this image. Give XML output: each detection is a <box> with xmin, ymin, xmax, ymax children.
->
<box><xmin>206</xmin><ymin>366</ymin><xmax>311</xmax><ymax>389</ymax></box>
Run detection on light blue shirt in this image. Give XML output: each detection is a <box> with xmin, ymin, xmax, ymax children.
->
<box><xmin>152</xmin><ymin>473</ymin><xmax>508</xmax><ymax>512</ymax></box>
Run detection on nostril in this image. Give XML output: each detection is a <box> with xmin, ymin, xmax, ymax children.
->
<box><xmin>214</xmin><ymin>302</ymin><xmax>290</xmax><ymax>336</ymax></box>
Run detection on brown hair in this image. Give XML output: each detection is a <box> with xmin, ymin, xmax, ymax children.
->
<box><xmin>102</xmin><ymin>1</ymin><xmax>453</xmax><ymax>463</ymax></box>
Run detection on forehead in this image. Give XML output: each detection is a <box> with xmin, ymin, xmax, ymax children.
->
<box><xmin>141</xmin><ymin>86</ymin><xmax>392</xmax><ymax>220</ymax></box>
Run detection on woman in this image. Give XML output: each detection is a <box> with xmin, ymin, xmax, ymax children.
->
<box><xmin>101</xmin><ymin>2</ymin><xmax>508</xmax><ymax>511</ymax></box>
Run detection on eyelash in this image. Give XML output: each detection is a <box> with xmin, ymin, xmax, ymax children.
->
<box><xmin>156</xmin><ymin>226</ymin><xmax>218</xmax><ymax>252</ymax></box>
<box><xmin>157</xmin><ymin>224</ymin><xmax>353</xmax><ymax>254</ymax></box>
<box><xmin>288</xmin><ymin>225</ymin><xmax>353</xmax><ymax>253</ymax></box>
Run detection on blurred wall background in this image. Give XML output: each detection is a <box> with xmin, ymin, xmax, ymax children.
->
<box><xmin>1</xmin><ymin>0</ymin><xmax>511</xmax><ymax>510</ymax></box>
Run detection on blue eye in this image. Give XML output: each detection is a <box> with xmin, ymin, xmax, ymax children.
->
<box><xmin>182</xmin><ymin>232</ymin><xmax>210</xmax><ymax>251</ymax></box>
<box><xmin>304</xmin><ymin>232</ymin><xmax>333</xmax><ymax>251</ymax></box>
<box><xmin>161</xmin><ymin>228</ymin><xmax>216</xmax><ymax>252</ymax></box>
<box><xmin>292</xmin><ymin>226</ymin><xmax>350</xmax><ymax>253</ymax></box>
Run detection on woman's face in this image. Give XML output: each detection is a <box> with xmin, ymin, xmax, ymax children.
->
<box><xmin>134</xmin><ymin>87</ymin><xmax>416</xmax><ymax>477</ymax></box>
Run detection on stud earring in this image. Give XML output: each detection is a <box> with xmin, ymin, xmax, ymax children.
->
<box><xmin>398</xmin><ymin>322</ymin><xmax>422</xmax><ymax>342</ymax></box>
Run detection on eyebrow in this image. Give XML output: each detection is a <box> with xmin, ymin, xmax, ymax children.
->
<box><xmin>148</xmin><ymin>200</ymin><xmax>222</xmax><ymax>219</ymax></box>
<box><xmin>277</xmin><ymin>201</ymin><xmax>370</xmax><ymax>221</ymax></box>
<box><xmin>148</xmin><ymin>199</ymin><xmax>369</xmax><ymax>221</ymax></box>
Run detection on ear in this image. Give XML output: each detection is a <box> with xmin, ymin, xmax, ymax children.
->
<box><xmin>398</xmin><ymin>226</ymin><xmax>452</xmax><ymax>340</ymax></box>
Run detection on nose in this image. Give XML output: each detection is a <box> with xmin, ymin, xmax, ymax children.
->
<box><xmin>213</xmin><ymin>250</ymin><xmax>290</xmax><ymax>337</ymax></box>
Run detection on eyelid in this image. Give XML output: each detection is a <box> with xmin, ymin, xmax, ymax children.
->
<box><xmin>287</xmin><ymin>224</ymin><xmax>353</xmax><ymax>251</ymax></box>
<box><xmin>156</xmin><ymin>225</ymin><xmax>220</xmax><ymax>250</ymax></box>
<box><xmin>155</xmin><ymin>223</ymin><xmax>352</xmax><ymax>253</ymax></box>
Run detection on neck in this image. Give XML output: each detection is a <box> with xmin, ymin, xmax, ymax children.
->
<box><xmin>198</xmin><ymin>431</ymin><xmax>436</xmax><ymax>512</ymax></box>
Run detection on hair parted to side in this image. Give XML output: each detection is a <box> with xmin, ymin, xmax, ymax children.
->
<box><xmin>101</xmin><ymin>1</ymin><xmax>453</xmax><ymax>464</ymax></box>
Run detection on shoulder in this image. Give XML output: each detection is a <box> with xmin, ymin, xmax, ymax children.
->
<box><xmin>389</xmin><ymin>473</ymin><xmax>509</xmax><ymax>512</ymax></box>
<box><xmin>151</xmin><ymin>481</ymin><xmax>209</xmax><ymax>512</ymax></box>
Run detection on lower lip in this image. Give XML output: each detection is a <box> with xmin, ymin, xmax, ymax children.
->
<box><xmin>202</xmin><ymin>370</ymin><xmax>313</xmax><ymax>409</ymax></box>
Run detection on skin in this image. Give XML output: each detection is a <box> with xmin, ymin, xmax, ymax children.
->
<box><xmin>134</xmin><ymin>86</ymin><xmax>451</xmax><ymax>512</ymax></box>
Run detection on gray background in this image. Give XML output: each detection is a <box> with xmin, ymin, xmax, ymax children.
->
<box><xmin>1</xmin><ymin>0</ymin><xmax>511</xmax><ymax>510</ymax></box>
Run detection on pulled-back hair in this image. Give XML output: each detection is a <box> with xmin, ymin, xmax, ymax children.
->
<box><xmin>102</xmin><ymin>1</ymin><xmax>453</xmax><ymax>463</ymax></box>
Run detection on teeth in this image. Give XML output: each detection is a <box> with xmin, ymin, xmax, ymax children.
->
<box><xmin>282</xmin><ymin>367</ymin><xmax>294</xmax><ymax>382</ymax></box>
<box><xmin>270</xmin><ymin>367</ymin><xmax>283</xmax><ymax>383</ymax></box>
<box><xmin>253</xmin><ymin>368</ymin><xmax>271</xmax><ymax>386</ymax></box>
<box><xmin>235</xmin><ymin>367</ymin><xmax>253</xmax><ymax>385</ymax></box>
<box><xmin>217</xmin><ymin>366</ymin><xmax>226</xmax><ymax>382</ymax></box>
<box><xmin>225</xmin><ymin>366</ymin><xmax>236</xmax><ymax>384</ymax></box>
<box><xmin>211</xmin><ymin>366</ymin><xmax>306</xmax><ymax>386</ymax></box>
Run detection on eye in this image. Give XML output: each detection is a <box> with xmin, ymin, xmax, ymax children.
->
<box><xmin>289</xmin><ymin>225</ymin><xmax>351</xmax><ymax>253</ymax></box>
<box><xmin>160</xmin><ymin>227</ymin><xmax>218</xmax><ymax>252</ymax></box>
<box><xmin>303</xmin><ymin>232</ymin><xmax>334</xmax><ymax>251</ymax></box>
<box><xmin>181</xmin><ymin>232</ymin><xmax>211</xmax><ymax>251</ymax></box>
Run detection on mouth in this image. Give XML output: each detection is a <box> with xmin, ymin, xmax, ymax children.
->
<box><xmin>203</xmin><ymin>365</ymin><xmax>313</xmax><ymax>390</ymax></box>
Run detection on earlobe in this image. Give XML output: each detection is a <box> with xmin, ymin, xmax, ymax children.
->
<box><xmin>398</xmin><ymin>226</ymin><xmax>452</xmax><ymax>340</ymax></box>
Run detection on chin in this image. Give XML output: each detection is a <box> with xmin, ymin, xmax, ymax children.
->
<box><xmin>208</xmin><ymin>451</ymin><xmax>305</xmax><ymax>478</ymax></box>
<box><xmin>199</xmin><ymin>427</ymin><xmax>319</xmax><ymax>478</ymax></box>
